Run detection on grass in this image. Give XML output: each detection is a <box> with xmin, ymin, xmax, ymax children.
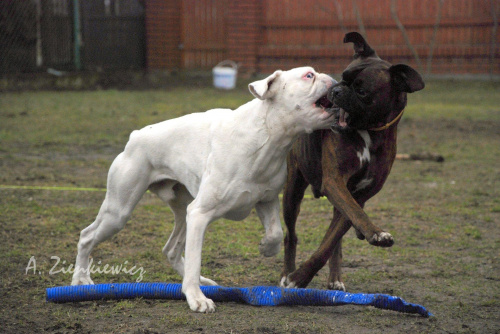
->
<box><xmin>0</xmin><ymin>78</ymin><xmax>499</xmax><ymax>333</ymax></box>
<box><xmin>1</xmin><ymin>80</ymin><xmax>498</xmax><ymax>150</ymax></box>
<box><xmin>405</xmin><ymin>80</ymin><xmax>500</xmax><ymax>121</ymax></box>
<box><xmin>0</xmin><ymin>87</ymin><xmax>251</xmax><ymax>149</ymax></box>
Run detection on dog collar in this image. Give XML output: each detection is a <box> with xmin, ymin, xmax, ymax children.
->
<box><xmin>368</xmin><ymin>109</ymin><xmax>405</xmax><ymax>132</ymax></box>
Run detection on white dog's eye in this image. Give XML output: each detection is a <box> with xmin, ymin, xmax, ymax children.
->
<box><xmin>304</xmin><ymin>72</ymin><xmax>315</xmax><ymax>79</ymax></box>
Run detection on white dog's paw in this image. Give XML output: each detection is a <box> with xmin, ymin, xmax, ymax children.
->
<box><xmin>259</xmin><ymin>237</ymin><xmax>281</xmax><ymax>257</ymax></box>
<box><xmin>200</xmin><ymin>276</ymin><xmax>218</xmax><ymax>286</ymax></box>
<box><xmin>185</xmin><ymin>293</ymin><xmax>216</xmax><ymax>313</ymax></box>
<box><xmin>279</xmin><ymin>276</ymin><xmax>296</xmax><ymax>288</ymax></box>
<box><xmin>368</xmin><ymin>231</ymin><xmax>394</xmax><ymax>247</ymax></box>
<box><xmin>327</xmin><ymin>281</ymin><xmax>346</xmax><ymax>292</ymax></box>
<box><xmin>71</xmin><ymin>275</ymin><xmax>94</xmax><ymax>286</ymax></box>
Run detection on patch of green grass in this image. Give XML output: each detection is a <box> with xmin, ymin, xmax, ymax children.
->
<box><xmin>0</xmin><ymin>79</ymin><xmax>499</xmax><ymax>333</ymax></box>
<box><xmin>0</xmin><ymin>87</ymin><xmax>251</xmax><ymax>152</ymax></box>
<box><xmin>405</xmin><ymin>80</ymin><xmax>500</xmax><ymax>121</ymax></box>
<box><xmin>463</xmin><ymin>225</ymin><xmax>482</xmax><ymax>240</ymax></box>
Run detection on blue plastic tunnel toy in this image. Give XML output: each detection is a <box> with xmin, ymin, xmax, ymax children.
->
<box><xmin>46</xmin><ymin>283</ymin><xmax>432</xmax><ymax>317</ymax></box>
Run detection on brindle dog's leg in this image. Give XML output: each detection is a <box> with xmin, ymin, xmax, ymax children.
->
<box><xmin>327</xmin><ymin>239</ymin><xmax>345</xmax><ymax>290</ymax></box>
<box><xmin>327</xmin><ymin>205</ymin><xmax>366</xmax><ymax>291</ymax></box>
<box><xmin>326</xmin><ymin>181</ymin><xmax>389</xmax><ymax>290</ymax></box>
<box><xmin>327</xmin><ymin>210</ymin><xmax>347</xmax><ymax>291</ymax></box>
<box><xmin>281</xmin><ymin>161</ymin><xmax>309</xmax><ymax>283</ymax></box>
<box><xmin>318</xmin><ymin>140</ymin><xmax>394</xmax><ymax>247</ymax></box>
<box><xmin>281</xmin><ymin>207</ymin><xmax>352</xmax><ymax>288</ymax></box>
<box><xmin>281</xmin><ymin>137</ymin><xmax>394</xmax><ymax>289</ymax></box>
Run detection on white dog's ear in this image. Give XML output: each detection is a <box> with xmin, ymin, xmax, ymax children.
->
<box><xmin>248</xmin><ymin>70</ymin><xmax>282</xmax><ymax>100</ymax></box>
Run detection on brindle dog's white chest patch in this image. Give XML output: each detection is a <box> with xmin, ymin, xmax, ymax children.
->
<box><xmin>356</xmin><ymin>130</ymin><xmax>371</xmax><ymax>166</ymax></box>
<box><xmin>355</xmin><ymin>130</ymin><xmax>373</xmax><ymax>192</ymax></box>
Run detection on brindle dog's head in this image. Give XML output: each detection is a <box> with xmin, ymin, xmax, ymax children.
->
<box><xmin>328</xmin><ymin>32</ymin><xmax>425</xmax><ymax>132</ymax></box>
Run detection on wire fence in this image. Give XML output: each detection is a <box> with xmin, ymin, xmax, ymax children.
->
<box><xmin>0</xmin><ymin>1</ymin><xmax>39</xmax><ymax>73</ymax></box>
<box><xmin>0</xmin><ymin>0</ymin><xmax>144</xmax><ymax>74</ymax></box>
<box><xmin>1</xmin><ymin>0</ymin><xmax>498</xmax><ymax>76</ymax></box>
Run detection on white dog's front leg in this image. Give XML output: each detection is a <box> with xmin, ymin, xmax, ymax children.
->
<box><xmin>256</xmin><ymin>197</ymin><xmax>284</xmax><ymax>257</ymax></box>
<box><xmin>182</xmin><ymin>206</ymin><xmax>216</xmax><ymax>313</ymax></box>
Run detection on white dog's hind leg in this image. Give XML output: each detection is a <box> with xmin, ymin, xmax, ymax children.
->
<box><xmin>151</xmin><ymin>182</ymin><xmax>217</xmax><ymax>286</ymax></box>
<box><xmin>72</xmin><ymin>153</ymin><xmax>149</xmax><ymax>286</ymax></box>
<box><xmin>182</xmin><ymin>203</ymin><xmax>216</xmax><ymax>313</ymax></box>
<box><xmin>256</xmin><ymin>198</ymin><xmax>284</xmax><ymax>257</ymax></box>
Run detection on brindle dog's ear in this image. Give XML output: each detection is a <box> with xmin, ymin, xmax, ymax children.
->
<box><xmin>389</xmin><ymin>64</ymin><xmax>425</xmax><ymax>93</ymax></box>
<box><xmin>344</xmin><ymin>32</ymin><xmax>377</xmax><ymax>59</ymax></box>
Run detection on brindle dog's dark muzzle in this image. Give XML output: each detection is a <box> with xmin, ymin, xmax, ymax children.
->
<box><xmin>327</xmin><ymin>83</ymin><xmax>352</xmax><ymax>130</ymax></box>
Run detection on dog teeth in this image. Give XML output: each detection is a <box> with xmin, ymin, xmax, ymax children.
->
<box><xmin>339</xmin><ymin>109</ymin><xmax>349</xmax><ymax>127</ymax></box>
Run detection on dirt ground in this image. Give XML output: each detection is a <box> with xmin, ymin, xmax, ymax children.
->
<box><xmin>0</xmin><ymin>82</ymin><xmax>499</xmax><ymax>333</ymax></box>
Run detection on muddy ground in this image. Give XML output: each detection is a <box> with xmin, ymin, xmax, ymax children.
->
<box><xmin>0</xmin><ymin>80</ymin><xmax>499</xmax><ymax>333</ymax></box>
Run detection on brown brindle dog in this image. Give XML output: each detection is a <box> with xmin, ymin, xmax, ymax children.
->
<box><xmin>280</xmin><ymin>32</ymin><xmax>425</xmax><ymax>291</ymax></box>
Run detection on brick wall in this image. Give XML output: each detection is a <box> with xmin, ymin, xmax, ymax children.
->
<box><xmin>145</xmin><ymin>0</ymin><xmax>263</xmax><ymax>74</ymax></box>
<box><xmin>145</xmin><ymin>0</ymin><xmax>181</xmax><ymax>69</ymax></box>
<box><xmin>226</xmin><ymin>1</ymin><xmax>263</xmax><ymax>75</ymax></box>
<box><xmin>145</xmin><ymin>0</ymin><xmax>499</xmax><ymax>76</ymax></box>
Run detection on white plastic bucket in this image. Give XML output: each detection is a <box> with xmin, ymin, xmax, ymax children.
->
<box><xmin>212</xmin><ymin>60</ymin><xmax>238</xmax><ymax>90</ymax></box>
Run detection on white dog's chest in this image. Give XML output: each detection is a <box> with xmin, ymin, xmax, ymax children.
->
<box><xmin>217</xmin><ymin>167</ymin><xmax>287</xmax><ymax>221</ymax></box>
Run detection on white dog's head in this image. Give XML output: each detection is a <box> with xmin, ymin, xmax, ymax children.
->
<box><xmin>249</xmin><ymin>67</ymin><xmax>336</xmax><ymax>133</ymax></box>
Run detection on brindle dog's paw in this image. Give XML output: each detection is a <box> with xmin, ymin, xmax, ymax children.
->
<box><xmin>368</xmin><ymin>232</ymin><xmax>394</xmax><ymax>247</ymax></box>
<box><xmin>280</xmin><ymin>275</ymin><xmax>296</xmax><ymax>288</ymax></box>
<box><xmin>327</xmin><ymin>281</ymin><xmax>346</xmax><ymax>292</ymax></box>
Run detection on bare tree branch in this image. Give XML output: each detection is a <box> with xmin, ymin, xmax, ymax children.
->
<box><xmin>332</xmin><ymin>1</ymin><xmax>348</xmax><ymax>34</ymax></box>
<box><xmin>390</xmin><ymin>0</ymin><xmax>423</xmax><ymax>72</ymax></box>
<box><xmin>352</xmin><ymin>0</ymin><xmax>366</xmax><ymax>37</ymax></box>
<box><xmin>316</xmin><ymin>1</ymin><xmax>348</xmax><ymax>35</ymax></box>
<box><xmin>426</xmin><ymin>0</ymin><xmax>444</xmax><ymax>76</ymax></box>
<box><xmin>491</xmin><ymin>0</ymin><xmax>498</xmax><ymax>77</ymax></box>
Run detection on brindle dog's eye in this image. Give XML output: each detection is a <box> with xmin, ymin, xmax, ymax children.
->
<box><xmin>353</xmin><ymin>79</ymin><xmax>366</xmax><ymax>96</ymax></box>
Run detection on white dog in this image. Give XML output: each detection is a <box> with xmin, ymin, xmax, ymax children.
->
<box><xmin>71</xmin><ymin>67</ymin><xmax>335</xmax><ymax>313</ymax></box>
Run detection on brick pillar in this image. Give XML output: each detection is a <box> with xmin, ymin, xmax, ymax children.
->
<box><xmin>145</xmin><ymin>0</ymin><xmax>182</xmax><ymax>69</ymax></box>
<box><xmin>226</xmin><ymin>1</ymin><xmax>262</xmax><ymax>75</ymax></box>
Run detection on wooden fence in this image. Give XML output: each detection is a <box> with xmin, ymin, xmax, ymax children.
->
<box><xmin>181</xmin><ymin>0</ymin><xmax>227</xmax><ymax>69</ymax></box>
<box><xmin>145</xmin><ymin>0</ymin><xmax>499</xmax><ymax>76</ymax></box>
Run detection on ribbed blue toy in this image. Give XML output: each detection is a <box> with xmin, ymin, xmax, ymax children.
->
<box><xmin>46</xmin><ymin>283</ymin><xmax>432</xmax><ymax>317</ymax></box>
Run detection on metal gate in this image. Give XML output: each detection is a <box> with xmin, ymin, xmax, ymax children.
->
<box><xmin>41</xmin><ymin>0</ymin><xmax>74</xmax><ymax>69</ymax></box>
<box><xmin>81</xmin><ymin>0</ymin><xmax>145</xmax><ymax>70</ymax></box>
<box><xmin>181</xmin><ymin>0</ymin><xmax>228</xmax><ymax>69</ymax></box>
<box><xmin>0</xmin><ymin>0</ymin><xmax>146</xmax><ymax>73</ymax></box>
<box><xmin>0</xmin><ymin>0</ymin><xmax>73</xmax><ymax>72</ymax></box>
